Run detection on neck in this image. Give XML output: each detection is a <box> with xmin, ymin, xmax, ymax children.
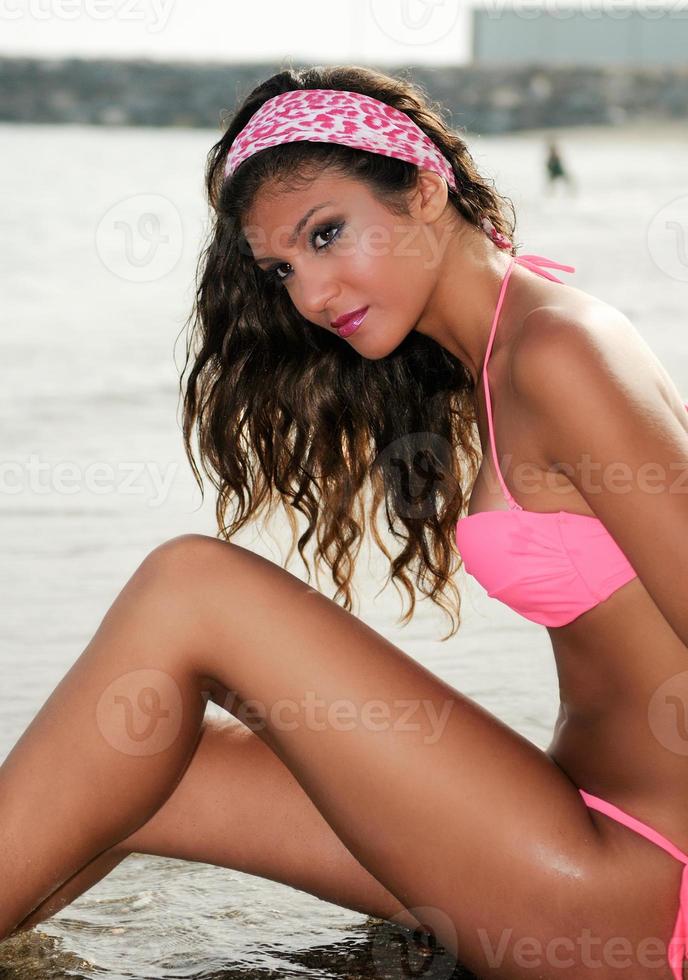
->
<box><xmin>414</xmin><ymin>220</ymin><xmax>516</xmax><ymax>387</ymax></box>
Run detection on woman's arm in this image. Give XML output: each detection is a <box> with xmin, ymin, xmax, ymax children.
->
<box><xmin>513</xmin><ymin>308</ymin><xmax>688</xmax><ymax>646</ymax></box>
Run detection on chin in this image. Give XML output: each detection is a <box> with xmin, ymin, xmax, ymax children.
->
<box><xmin>352</xmin><ymin>332</ymin><xmax>407</xmax><ymax>360</ymax></box>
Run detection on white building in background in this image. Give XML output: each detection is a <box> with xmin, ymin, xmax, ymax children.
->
<box><xmin>471</xmin><ymin>6</ymin><xmax>688</xmax><ymax>66</ymax></box>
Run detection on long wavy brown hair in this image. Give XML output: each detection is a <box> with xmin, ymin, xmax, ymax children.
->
<box><xmin>179</xmin><ymin>63</ymin><xmax>518</xmax><ymax>641</ymax></box>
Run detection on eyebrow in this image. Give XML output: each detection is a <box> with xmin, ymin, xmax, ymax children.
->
<box><xmin>250</xmin><ymin>201</ymin><xmax>336</xmax><ymax>266</ymax></box>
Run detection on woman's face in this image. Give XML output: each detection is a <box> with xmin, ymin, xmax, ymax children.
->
<box><xmin>242</xmin><ymin>171</ymin><xmax>452</xmax><ymax>359</ymax></box>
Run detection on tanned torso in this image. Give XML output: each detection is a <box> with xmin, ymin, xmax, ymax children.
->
<box><xmin>467</xmin><ymin>265</ymin><xmax>688</xmax><ymax>849</ymax></box>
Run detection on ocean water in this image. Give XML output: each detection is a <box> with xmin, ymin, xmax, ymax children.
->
<box><xmin>1</xmin><ymin>118</ymin><xmax>687</xmax><ymax>980</ymax></box>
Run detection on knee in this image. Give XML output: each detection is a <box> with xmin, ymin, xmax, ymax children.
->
<box><xmin>131</xmin><ymin>534</ymin><xmax>243</xmax><ymax>647</ymax></box>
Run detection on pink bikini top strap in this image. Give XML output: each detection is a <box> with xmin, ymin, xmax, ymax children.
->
<box><xmin>579</xmin><ymin>789</ymin><xmax>688</xmax><ymax>865</ymax></box>
<box><xmin>483</xmin><ymin>258</ymin><xmax>520</xmax><ymax>509</ymax></box>
<box><xmin>483</xmin><ymin>253</ymin><xmax>576</xmax><ymax>511</ymax></box>
<box><xmin>513</xmin><ymin>253</ymin><xmax>576</xmax><ymax>283</ymax></box>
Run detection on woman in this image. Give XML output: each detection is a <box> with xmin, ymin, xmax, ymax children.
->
<box><xmin>2</xmin><ymin>64</ymin><xmax>688</xmax><ymax>980</ymax></box>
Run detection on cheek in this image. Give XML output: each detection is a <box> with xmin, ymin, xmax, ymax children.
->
<box><xmin>334</xmin><ymin>225</ymin><xmax>432</xmax><ymax>304</ymax></box>
<box><xmin>384</xmin><ymin>227</ymin><xmax>435</xmax><ymax>284</ymax></box>
<box><xmin>378</xmin><ymin>248</ymin><xmax>431</xmax><ymax>305</ymax></box>
<box><xmin>351</xmin><ymin>238</ymin><xmax>418</xmax><ymax>289</ymax></box>
<box><xmin>340</xmin><ymin>224</ymin><xmax>400</xmax><ymax>281</ymax></box>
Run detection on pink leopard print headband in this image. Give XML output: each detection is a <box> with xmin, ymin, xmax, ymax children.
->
<box><xmin>223</xmin><ymin>88</ymin><xmax>513</xmax><ymax>251</ymax></box>
<box><xmin>224</xmin><ymin>88</ymin><xmax>457</xmax><ymax>191</ymax></box>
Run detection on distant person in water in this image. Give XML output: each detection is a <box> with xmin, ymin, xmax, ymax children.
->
<box><xmin>545</xmin><ymin>140</ymin><xmax>576</xmax><ymax>196</ymax></box>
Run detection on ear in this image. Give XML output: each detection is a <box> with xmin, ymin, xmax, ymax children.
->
<box><xmin>411</xmin><ymin>170</ymin><xmax>449</xmax><ymax>224</ymax></box>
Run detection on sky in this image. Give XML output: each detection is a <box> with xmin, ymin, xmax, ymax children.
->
<box><xmin>0</xmin><ymin>0</ymin><xmax>479</xmax><ymax>65</ymax></box>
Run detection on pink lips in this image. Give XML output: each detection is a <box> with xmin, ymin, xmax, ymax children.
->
<box><xmin>334</xmin><ymin>307</ymin><xmax>368</xmax><ymax>338</ymax></box>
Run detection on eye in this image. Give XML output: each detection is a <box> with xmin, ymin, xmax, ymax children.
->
<box><xmin>269</xmin><ymin>221</ymin><xmax>343</xmax><ymax>285</ymax></box>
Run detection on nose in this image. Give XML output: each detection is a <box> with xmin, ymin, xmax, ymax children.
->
<box><xmin>294</xmin><ymin>265</ymin><xmax>340</xmax><ymax>325</ymax></box>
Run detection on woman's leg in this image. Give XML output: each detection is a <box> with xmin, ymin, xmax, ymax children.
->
<box><xmin>9</xmin><ymin>848</ymin><xmax>128</xmax><ymax>936</ymax></box>
<box><xmin>0</xmin><ymin>541</ymin><xmax>236</xmax><ymax>938</ymax></box>
<box><xmin>9</xmin><ymin>714</ymin><xmax>421</xmax><ymax>936</ymax></box>
<box><xmin>0</xmin><ymin>533</ymin><xmax>681</xmax><ymax>978</ymax></box>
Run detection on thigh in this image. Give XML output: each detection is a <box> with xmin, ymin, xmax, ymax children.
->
<box><xmin>7</xmin><ymin>714</ymin><xmax>421</xmax><ymax>941</ymax></box>
<box><xmin>121</xmin><ymin>714</ymin><xmax>422</xmax><ymax>931</ymax></box>
<box><xmin>147</xmin><ymin>534</ymin><xmax>679</xmax><ymax>979</ymax></box>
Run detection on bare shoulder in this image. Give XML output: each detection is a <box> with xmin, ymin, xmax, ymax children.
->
<box><xmin>512</xmin><ymin>301</ymin><xmax>629</xmax><ymax>386</ymax></box>
<box><xmin>510</xmin><ymin>300</ymin><xmax>678</xmax><ymax>410</ymax></box>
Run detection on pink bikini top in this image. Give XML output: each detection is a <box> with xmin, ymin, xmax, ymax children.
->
<box><xmin>455</xmin><ymin>253</ymin><xmax>660</xmax><ymax>629</ymax></box>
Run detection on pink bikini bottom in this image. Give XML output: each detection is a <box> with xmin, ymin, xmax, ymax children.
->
<box><xmin>580</xmin><ymin>788</ymin><xmax>688</xmax><ymax>979</ymax></box>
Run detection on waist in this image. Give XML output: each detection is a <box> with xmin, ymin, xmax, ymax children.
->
<box><xmin>545</xmin><ymin>571</ymin><xmax>678</xmax><ymax>649</ymax></box>
<box><xmin>546</xmin><ymin>587</ymin><xmax>688</xmax><ymax>806</ymax></box>
<box><xmin>547</xmin><ymin>707</ymin><xmax>688</xmax><ymax>854</ymax></box>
